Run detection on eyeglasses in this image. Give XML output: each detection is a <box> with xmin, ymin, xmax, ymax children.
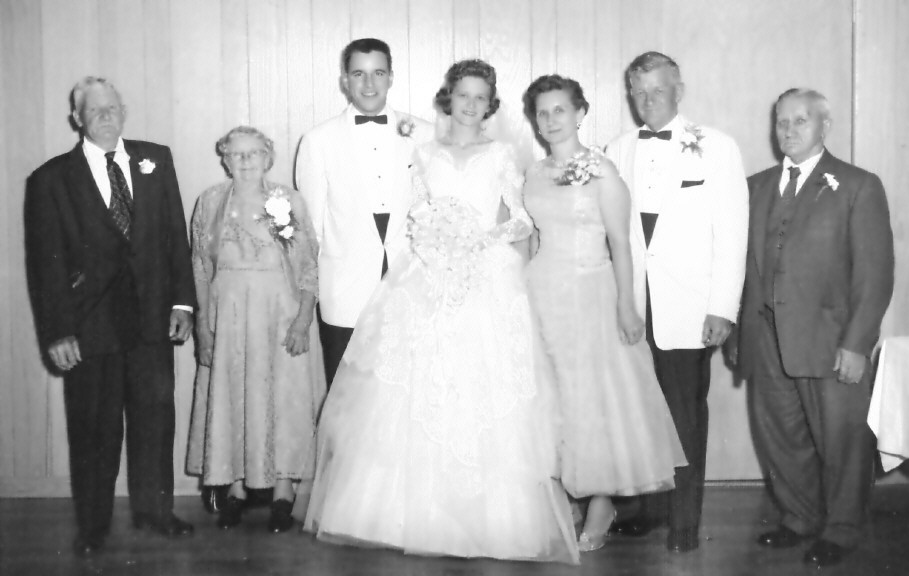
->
<box><xmin>226</xmin><ymin>149</ymin><xmax>268</xmax><ymax>162</ymax></box>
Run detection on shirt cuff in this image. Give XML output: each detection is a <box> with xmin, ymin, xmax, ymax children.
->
<box><xmin>172</xmin><ymin>305</ymin><xmax>194</xmax><ymax>313</ymax></box>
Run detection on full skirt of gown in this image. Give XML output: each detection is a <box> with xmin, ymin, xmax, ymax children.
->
<box><xmin>301</xmin><ymin>243</ymin><xmax>580</xmax><ymax>564</ymax></box>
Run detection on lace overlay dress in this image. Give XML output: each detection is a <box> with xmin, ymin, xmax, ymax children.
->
<box><xmin>524</xmin><ymin>153</ymin><xmax>687</xmax><ymax>498</ymax></box>
<box><xmin>186</xmin><ymin>182</ymin><xmax>324</xmax><ymax>489</ymax></box>
<box><xmin>302</xmin><ymin>141</ymin><xmax>579</xmax><ymax>564</ymax></box>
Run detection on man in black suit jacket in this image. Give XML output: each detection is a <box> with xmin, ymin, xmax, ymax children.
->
<box><xmin>24</xmin><ymin>77</ymin><xmax>197</xmax><ymax>557</ymax></box>
<box><xmin>733</xmin><ymin>88</ymin><xmax>894</xmax><ymax>568</ymax></box>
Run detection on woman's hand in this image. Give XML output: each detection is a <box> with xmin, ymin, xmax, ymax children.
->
<box><xmin>197</xmin><ymin>328</ymin><xmax>214</xmax><ymax>367</ymax></box>
<box><xmin>617</xmin><ymin>303</ymin><xmax>645</xmax><ymax>345</ymax></box>
<box><xmin>283</xmin><ymin>310</ymin><xmax>313</xmax><ymax>356</ymax></box>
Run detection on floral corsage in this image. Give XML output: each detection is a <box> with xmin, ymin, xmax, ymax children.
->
<box><xmin>554</xmin><ymin>147</ymin><xmax>604</xmax><ymax>186</ymax></box>
<box><xmin>397</xmin><ymin>116</ymin><xmax>416</xmax><ymax>138</ymax></box>
<box><xmin>255</xmin><ymin>188</ymin><xmax>299</xmax><ymax>248</ymax></box>
<box><xmin>138</xmin><ymin>158</ymin><xmax>156</xmax><ymax>174</ymax></box>
<box><xmin>680</xmin><ymin>123</ymin><xmax>705</xmax><ymax>156</ymax></box>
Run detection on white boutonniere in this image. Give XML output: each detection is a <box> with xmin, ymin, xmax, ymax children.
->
<box><xmin>255</xmin><ymin>188</ymin><xmax>299</xmax><ymax>248</ymax></box>
<box><xmin>680</xmin><ymin>124</ymin><xmax>705</xmax><ymax>157</ymax></box>
<box><xmin>138</xmin><ymin>158</ymin><xmax>156</xmax><ymax>174</ymax></box>
<box><xmin>397</xmin><ymin>116</ymin><xmax>416</xmax><ymax>138</ymax></box>
<box><xmin>816</xmin><ymin>172</ymin><xmax>840</xmax><ymax>200</ymax></box>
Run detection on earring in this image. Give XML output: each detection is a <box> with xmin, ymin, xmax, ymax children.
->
<box><xmin>576</xmin><ymin>122</ymin><xmax>582</xmax><ymax>129</ymax></box>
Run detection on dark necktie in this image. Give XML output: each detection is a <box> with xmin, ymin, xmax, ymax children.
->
<box><xmin>639</xmin><ymin>129</ymin><xmax>672</xmax><ymax>140</ymax></box>
<box><xmin>782</xmin><ymin>166</ymin><xmax>801</xmax><ymax>203</ymax></box>
<box><xmin>105</xmin><ymin>151</ymin><xmax>133</xmax><ymax>239</ymax></box>
<box><xmin>354</xmin><ymin>114</ymin><xmax>388</xmax><ymax>125</ymax></box>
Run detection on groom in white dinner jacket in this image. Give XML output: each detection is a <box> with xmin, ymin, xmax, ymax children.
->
<box><xmin>295</xmin><ymin>38</ymin><xmax>432</xmax><ymax>385</ymax></box>
<box><xmin>605</xmin><ymin>51</ymin><xmax>748</xmax><ymax>552</ymax></box>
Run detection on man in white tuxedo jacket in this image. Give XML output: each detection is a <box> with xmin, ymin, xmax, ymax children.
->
<box><xmin>295</xmin><ymin>38</ymin><xmax>432</xmax><ymax>385</ymax></box>
<box><xmin>605</xmin><ymin>51</ymin><xmax>748</xmax><ymax>552</ymax></box>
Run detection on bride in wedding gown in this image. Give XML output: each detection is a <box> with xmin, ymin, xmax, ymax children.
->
<box><xmin>301</xmin><ymin>59</ymin><xmax>579</xmax><ymax>565</ymax></box>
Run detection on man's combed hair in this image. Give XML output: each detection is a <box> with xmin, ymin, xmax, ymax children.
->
<box><xmin>775</xmin><ymin>88</ymin><xmax>830</xmax><ymax>119</ymax></box>
<box><xmin>341</xmin><ymin>38</ymin><xmax>392</xmax><ymax>73</ymax></box>
<box><xmin>626</xmin><ymin>51</ymin><xmax>681</xmax><ymax>86</ymax></box>
<box><xmin>71</xmin><ymin>76</ymin><xmax>122</xmax><ymax>116</ymax></box>
<box><xmin>433</xmin><ymin>59</ymin><xmax>500</xmax><ymax>119</ymax></box>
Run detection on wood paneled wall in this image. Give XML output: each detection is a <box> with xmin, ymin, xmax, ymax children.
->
<box><xmin>1</xmin><ymin>0</ymin><xmax>906</xmax><ymax>496</ymax></box>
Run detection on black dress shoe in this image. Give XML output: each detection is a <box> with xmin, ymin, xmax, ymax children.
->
<box><xmin>217</xmin><ymin>496</ymin><xmax>245</xmax><ymax>530</ymax></box>
<box><xmin>756</xmin><ymin>526</ymin><xmax>809</xmax><ymax>549</ymax></box>
<box><xmin>133</xmin><ymin>513</ymin><xmax>195</xmax><ymax>538</ymax></box>
<box><xmin>803</xmin><ymin>539</ymin><xmax>850</xmax><ymax>567</ymax></box>
<box><xmin>667</xmin><ymin>527</ymin><xmax>699</xmax><ymax>552</ymax></box>
<box><xmin>267</xmin><ymin>499</ymin><xmax>295</xmax><ymax>533</ymax></box>
<box><xmin>72</xmin><ymin>535</ymin><xmax>103</xmax><ymax>558</ymax></box>
<box><xmin>610</xmin><ymin>517</ymin><xmax>661</xmax><ymax>537</ymax></box>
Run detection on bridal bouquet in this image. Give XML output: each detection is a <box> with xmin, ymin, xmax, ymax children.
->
<box><xmin>408</xmin><ymin>197</ymin><xmax>485</xmax><ymax>307</ymax></box>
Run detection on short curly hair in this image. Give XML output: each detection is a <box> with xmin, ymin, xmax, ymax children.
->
<box><xmin>216</xmin><ymin>125</ymin><xmax>276</xmax><ymax>174</ymax></box>
<box><xmin>522</xmin><ymin>74</ymin><xmax>590</xmax><ymax>122</ymax></box>
<box><xmin>434</xmin><ymin>59</ymin><xmax>500</xmax><ymax>119</ymax></box>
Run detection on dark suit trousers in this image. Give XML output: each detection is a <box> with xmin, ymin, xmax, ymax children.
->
<box><xmin>642</xmin><ymin>283</ymin><xmax>711</xmax><ymax>533</ymax></box>
<box><xmin>317</xmin><ymin>305</ymin><xmax>354</xmax><ymax>388</ymax></box>
<box><xmin>751</xmin><ymin>312</ymin><xmax>874</xmax><ymax>547</ymax></box>
<box><xmin>63</xmin><ymin>342</ymin><xmax>176</xmax><ymax>539</ymax></box>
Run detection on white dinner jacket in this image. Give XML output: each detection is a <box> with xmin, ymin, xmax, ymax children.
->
<box><xmin>295</xmin><ymin>105</ymin><xmax>433</xmax><ymax>328</ymax></box>
<box><xmin>606</xmin><ymin>115</ymin><xmax>748</xmax><ymax>350</ymax></box>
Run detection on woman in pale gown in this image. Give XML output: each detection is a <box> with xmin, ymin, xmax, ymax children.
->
<box><xmin>187</xmin><ymin>126</ymin><xmax>324</xmax><ymax>533</ymax></box>
<box><xmin>302</xmin><ymin>60</ymin><xmax>579</xmax><ymax>564</ymax></box>
<box><xmin>522</xmin><ymin>75</ymin><xmax>687</xmax><ymax>551</ymax></box>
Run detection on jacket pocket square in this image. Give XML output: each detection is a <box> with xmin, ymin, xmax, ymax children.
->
<box><xmin>681</xmin><ymin>179</ymin><xmax>704</xmax><ymax>188</ymax></box>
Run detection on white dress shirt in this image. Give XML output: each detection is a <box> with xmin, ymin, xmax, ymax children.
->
<box><xmin>82</xmin><ymin>137</ymin><xmax>192</xmax><ymax>313</ymax></box>
<box><xmin>346</xmin><ymin>105</ymin><xmax>397</xmax><ymax>213</ymax></box>
<box><xmin>634</xmin><ymin>115</ymin><xmax>686</xmax><ymax>214</ymax></box>
<box><xmin>780</xmin><ymin>149</ymin><xmax>824</xmax><ymax>196</ymax></box>
<box><xmin>81</xmin><ymin>137</ymin><xmax>132</xmax><ymax>207</ymax></box>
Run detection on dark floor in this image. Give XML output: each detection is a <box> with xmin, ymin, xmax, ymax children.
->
<box><xmin>1</xmin><ymin>485</ymin><xmax>907</xmax><ymax>576</ymax></box>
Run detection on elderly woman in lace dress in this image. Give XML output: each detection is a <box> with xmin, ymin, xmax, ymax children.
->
<box><xmin>186</xmin><ymin>126</ymin><xmax>324</xmax><ymax>533</ymax></box>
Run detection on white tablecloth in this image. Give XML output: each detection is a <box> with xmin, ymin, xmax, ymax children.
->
<box><xmin>868</xmin><ymin>337</ymin><xmax>909</xmax><ymax>472</ymax></box>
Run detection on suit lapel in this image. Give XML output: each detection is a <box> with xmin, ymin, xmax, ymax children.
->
<box><xmin>751</xmin><ymin>166</ymin><xmax>782</xmax><ymax>279</ymax></box>
<box><xmin>65</xmin><ymin>145</ymin><xmax>126</xmax><ymax>241</ymax></box>
<box><xmin>125</xmin><ymin>140</ymin><xmax>147</xmax><ymax>245</ymax></box>
<box><xmin>788</xmin><ymin>150</ymin><xmax>834</xmax><ymax>236</ymax></box>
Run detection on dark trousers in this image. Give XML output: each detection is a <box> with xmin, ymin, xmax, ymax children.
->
<box><xmin>751</xmin><ymin>311</ymin><xmax>874</xmax><ymax>547</ymax></box>
<box><xmin>63</xmin><ymin>342</ymin><xmax>176</xmax><ymax>540</ymax></box>
<box><xmin>319</xmin><ymin>213</ymin><xmax>389</xmax><ymax>387</ymax></box>
<box><xmin>642</xmin><ymin>284</ymin><xmax>711</xmax><ymax>533</ymax></box>
<box><xmin>317</xmin><ymin>305</ymin><xmax>354</xmax><ymax>387</ymax></box>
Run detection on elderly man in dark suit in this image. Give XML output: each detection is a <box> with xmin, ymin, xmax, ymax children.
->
<box><xmin>734</xmin><ymin>88</ymin><xmax>894</xmax><ymax>568</ymax></box>
<box><xmin>24</xmin><ymin>77</ymin><xmax>197</xmax><ymax>557</ymax></box>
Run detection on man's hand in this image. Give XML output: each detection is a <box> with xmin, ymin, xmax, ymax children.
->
<box><xmin>833</xmin><ymin>348</ymin><xmax>867</xmax><ymax>384</ymax></box>
<box><xmin>48</xmin><ymin>336</ymin><xmax>81</xmax><ymax>372</ymax></box>
<box><xmin>169</xmin><ymin>309</ymin><xmax>194</xmax><ymax>342</ymax></box>
<box><xmin>701</xmin><ymin>314</ymin><xmax>733</xmax><ymax>347</ymax></box>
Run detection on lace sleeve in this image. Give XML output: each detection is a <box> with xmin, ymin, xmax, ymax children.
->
<box><xmin>286</xmin><ymin>186</ymin><xmax>319</xmax><ymax>297</ymax></box>
<box><xmin>486</xmin><ymin>144</ymin><xmax>532</xmax><ymax>244</ymax></box>
<box><xmin>190</xmin><ymin>193</ymin><xmax>213</xmax><ymax>333</ymax></box>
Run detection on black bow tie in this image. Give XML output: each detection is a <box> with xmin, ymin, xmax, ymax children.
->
<box><xmin>354</xmin><ymin>114</ymin><xmax>388</xmax><ymax>125</ymax></box>
<box><xmin>639</xmin><ymin>129</ymin><xmax>672</xmax><ymax>141</ymax></box>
